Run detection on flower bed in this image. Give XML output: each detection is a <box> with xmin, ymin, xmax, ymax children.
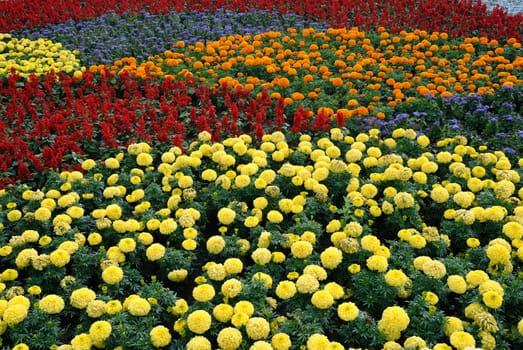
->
<box><xmin>1</xmin><ymin>128</ymin><xmax>523</xmax><ymax>349</ymax></box>
<box><xmin>0</xmin><ymin>1</ymin><xmax>523</xmax><ymax>349</ymax></box>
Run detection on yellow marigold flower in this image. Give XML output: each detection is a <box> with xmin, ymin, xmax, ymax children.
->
<box><xmin>0</xmin><ymin>268</ymin><xmax>17</xmax><ymax>281</ymax></box>
<box><xmin>408</xmin><ymin>234</ymin><xmax>427</xmax><ymax>249</ymax></box>
<box><xmin>267</xmin><ymin>210</ymin><xmax>284</xmax><ymax>223</ymax></box>
<box><xmin>149</xmin><ymin>325</ymin><xmax>172</xmax><ymax>348</ymax></box>
<box><xmin>502</xmin><ymin>221</ymin><xmax>523</xmax><ymax>240</ymax></box>
<box><xmin>306</xmin><ymin>333</ymin><xmax>330</xmax><ymax>350</ymax></box>
<box><xmin>447</xmin><ymin>275</ymin><xmax>468</xmax><ymax>294</ymax></box>
<box><xmin>253</xmin><ymin>197</ymin><xmax>269</xmax><ymax>210</ymax></box>
<box><xmin>201</xmin><ymin>169</ymin><xmax>217</xmax><ymax>182</ymax></box>
<box><xmin>453</xmin><ymin>191</ymin><xmax>475</xmax><ymax>208</ymax></box>
<box><xmin>384</xmin><ymin>269</ymin><xmax>409</xmax><ymax>287</ymax></box>
<box><xmin>478</xmin><ymin>279</ymin><xmax>504</xmax><ymax>297</ymax></box>
<box><xmin>337</xmin><ymin>301</ymin><xmax>359</xmax><ymax>321</ymax></box>
<box><xmin>486</xmin><ymin>243</ymin><xmax>511</xmax><ymax>264</ymax></box>
<box><xmin>251</xmin><ymin>247</ymin><xmax>272</xmax><ymax>265</ymax></box>
<box><xmin>474</xmin><ymin>311</ymin><xmax>499</xmax><ymax>333</ymax></box>
<box><xmin>104</xmin><ymin>157</ymin><xmax>120</xmax><ymax>169</ymax></box>
<box><xmin>86</xmin><ymin>299</ymin><xmax>106</xmax><ymax>318</ymax></box>
<box><xmin>366</xmin><ymin>254</ymin><xmax>388</xmax><ymax>272</ymax></box>
<box><xmin>291</xmin><ymin>240</ymin><xmax>314</xmax><ymax>259</ymax></box>
<box><xmin>137</xmin><ymin>232</ymin><xmax>154</xmax><ymax>245</ymax></box>
<box><xmin>89</xmin><ymin>320</ymin><xmax>112</xmax><ymax>344</ymax></box>
<box><xmin>212</xmin><ymin>303</ymin><xmax>234</xmax><ymax>323</ymax></box>
<box><xmin>482</xmin><ymin>290</ymin><xmax>503</xmax><ymax>309</ymax></box>
<box><xmin>444</xmin><ymin>316</ymin><xmax>464</xmax><ymax>336</ymax></box>
<box><xmin>383</xmin><ymin>341</ymin><xmax>403</xmax><ymax>350</ymax></box>
<box><xmin>102</xmin><ymin>265</ymin><xmax>124</xmax><ymax>285</ymax></box>
<box><xmin>135</xmin><ymin>152</ymin><xmax>153</xmax><ymax>167</ymax></box>
<box><xmin>70</xmin><ymin>287</ymin><xmax>96</xmax><ymax>309</ymax></box>
<box><xmin>361</xmin><ymin>235</ymin><xmax>381</xmax><ymax>252</ymax></box>
<box><xmin>467</xmin><ymin>177</ymin><xmax>484</xmax><ymax>192</ymax></box>
<box><xmin>221</xmin><ymin>278</ymin><xmax>242</xmax><ymax>298</ymax></box>
<box><xmin>203</xmin><ymin>235</ymin><xmax>226</xmax><ymax>255</ymax></box>
<box><xmin>449</xmin><ymin>331</ymin><xmax>476</xmax><ymax>350</ymax></box>
<box><xmin>66</xmin><ymin>205</ymin><xmax>84</xmax><ymax>219</ymax></box>
<box><xmin>236</xmin><ymin>238</ymin><xmax>251</xmax><ymax>255</ymax></box>
<box><xmin>252</xmin><ymin>272</ymin><xmax>272</xmax><ymax>288</ymax></box>
<box><xmin>323</xmin><ymin>282</ymin><xmax>344</xmax><ymax>300</ymax></box>
<box><xmin>38</xmin><ymin>294</ymin><xmax>65</xmax><ymax>314</ymax></box>
<box><xmin>271</xmin><ymin>333</ymin><xmax>292</xmax><ymax>350</ymax></box>
<box><xmin>302</xmin><ymin>264</ymin><xmax>327</xmax><ymax>281</ymax></box>
<box><xmin>466</xmin><ymin>238</ymin><xmax>480</xmax><ymax>248</ymax></box>
<box><xmin>186</xmin><ymin>336</ymin><xmax>212</xmax><ymax>350</ymax></box>
<box><xmin>466</xmin><ymin>270</ymin><xmax>490</xmax><ymax>288</ymax></box>
<box><xmin>27</xmin><ymin>285</ymin><xmax>41</xmax><ymax>295</ymax></box>
<box><xmin>146</xmin><ymin>243</ymin><xmax>166</xmax><ymax>261</ymax></box>
<box><xmin>244</xmin><ymin>215</ymin><xmax>259</xmax><ymax>228</ymax></box>
<box><xmin>245</xmin><ymin>317</ymin><xmax>270</xmax><ymax>340</ymax></box>
<box><xmin>187</xmin><ymin>310</ymin><xmax>212</xmax><ymax>334</ymax></box>
<box><xmin>393</xmin><ymin>192</ymin><xmax>415</xmax><ymax>209</ymax></box>
<box><xmin>275</xmin><ymin>280</ymin><xmax>297</xmax><ymax>300</ymax></box>
<box><xmin>430</xmin><ymin>186</ymin><xmax>450</xmax><ymax>203</ymax></box>
<box><xmin>416</xmin><ymin>135</ymin><xmax>430</xmax><ymax>147</ymax></box>
<box><xmin>378</xmin><ymin>306</ymin><xmax>410</xmax><ymax>341</ymax></box>
<box><xmin>517</xmin><ymin>318</ymin><xmax>523</xmax><ymax>336</ymax></box>
<box><xmin>105</xmin><ymin>300</ymin><xmax>122</xmax><ymax>315</ymax></box>
<box><xmin>348</xmin><ymin>263</ymin><xmax>361</xmax><ymax>274</ymax></box>
<box><xmin>320</xmin><ymin>246</ymin><xmax>343</xmax><ymax>269</ymax></box>
<box><xmin>217</xmin><ymin>207</ymin><xmax>236</xmax><ymax>225</ymax></box>
<box><xmin>224</xmin><ymin>258</ymin><xmax>243</xmax><ymax>274</ymax></box>
<box><xmin>206</xmin><ymin>263</ymin><xmax>226</xmax><ymax>281</ymax></box>
<box><xmin>7</xmin><ymin>209</ymin><xmax>22</xmax><ymax>222</ymax></box>
<box><xmin>81</xmin><ymin>158</ymin><xmax>96</xmax><ymax>171</ymax></box>
<box><xmin>404</xmin><ymin>336</ymin><xmax>427</xmax><ymax>349</ymax></box>
<box><xmin>192</xmin><ymin>284</ymin><xmax>215</xmax><ymax>302</ymax></box>
<box><xmin>422</xmin><ymin>291</ymin><xmax>439</xmax><ymax>305</ymax></box>
<box><xmin>126</xmin><ymin>296</ymin><xmax>151</xmax><ymax>316</ymax></box>
<box><xmin>311</xmin><ymin>290</ymin><xmax>334</xmax><ymax>309</ymax></box>
<box><xmin>182</xmin><ymin>239</ymin><xmax>198</xmax><ymax>251</ymax></box>
<box><xmin>117</xmin><ymin>237</ymin><xmax>136</xmax><ymax>253</ymax></box>
<box><xmin>105</xmin><ymin>203</ymin><xmax>122</xmax><ymax>220</ymax></box>
<box><xmin>296</xmin><ymin>274</ymin><xmax>320</xmax><ymax>294</ymax></box>
<box><xmin>217</xmin><ymin>327</ymin><xmax>243</xmax><ymax>350</ymax></box>
<box><xmin>484</xmin><ymin>205</ymin><xmax>507</xmax><ymax>221</ymax></box>
<box><xmin>167</xmin><ymin>269</ymin><xmax>188</xmax><ymax>282</ymax></box>
<box><xmin>233</xmin><ymin>300</ymin><xmax>254</xmax><ymax>317</ymax></box>
<box><xmin>422</xmin><ymin>259</ymin><xmax>447</xmax><ymax>279</ymax></box>
<box><xmin>33</xmin><ymin>206</ymin><xmax>52</xmax><ymax>221</ymax></box>
<box><xmin>420</xmin><ymin>161</ymin><xmax>438</xmax><ymax>174</ymax></box>
<box><xmin>411</xmin><ymin>171</ymin><xmax>427</xmax><ymax>184</ymax></box>
<box><xmin>382</xmin><ymin>201</ymin><xmax>394</xmax><ymax>215</ymax></box>
<box><xmin>71</xmin><ymin>333</ymin><xmax>92</xmax><ymax>350</ymax></box>
<box><xmin>49</xmin><ymin>248</ymin><xmax>71</xmax><ymax>268</ymax></box>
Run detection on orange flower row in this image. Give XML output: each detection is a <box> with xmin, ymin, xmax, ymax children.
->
<box><xmin>90</xmin><ymin>27</ymin><xmax>523</xmax><ymax>118</ymax></box>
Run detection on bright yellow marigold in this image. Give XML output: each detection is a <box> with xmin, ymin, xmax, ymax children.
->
<box><xmin>187</xmin><ymin>310</ymin><xmax>212</xmax><ymax>334</ymax></box>
<box><xmin>150</xmin><ymin>325</ymin><xmax>172</xmax><ymax>348</ymax></box>
<box><xmin>310</xmin><ymin>290</ymin><xmax>334</xmax><ymax>309</ymax></box>
<box><xmin>217</xmin><ymin>327</ymin><xmax>243</xmax><ymax>350</ymax></box>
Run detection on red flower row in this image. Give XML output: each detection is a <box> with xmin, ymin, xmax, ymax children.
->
<box><xmin>0</xmin><ymin>68</ymin><xmax>332</xmax><ymax>187</ymax></box>
<box><xmin>1</xmin><ymin>0</ymin><xmax>522</xmax><ymax>41</ymax></box>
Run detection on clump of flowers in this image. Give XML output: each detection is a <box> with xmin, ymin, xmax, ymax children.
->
<box><xmin>0</xmin><ymin>126</ymin><xmax>522</xmax><ymax>349</ymax></box>
<box><xmin>0</xmin><ymin>33</ymin><xmax>84</xmax><ymax>77</ymax></box>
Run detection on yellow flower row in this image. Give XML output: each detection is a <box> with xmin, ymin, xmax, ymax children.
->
<box><xmin>92</xmin><ymin>27</ymin><xmax>523</xmax><ymax>117</ymax></box>
<box><xmin>1</xmin><ymin>128</ymin><xmax>523</xmax><ymax>348</ymax></box>
<box><xmin>0</xmin><ymin>33</ymin><xmax>85</xmax><ymax>78</ymax></box>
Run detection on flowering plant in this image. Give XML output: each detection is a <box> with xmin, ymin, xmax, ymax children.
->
<box><xmin>1</xmin><ymin>127</ymin><xmax>523</xmax><ymax>349</ymax></box>
<box><xmin>1</xmin><ymin>1</ymin><xmax>523</xmax><ymax>349</ymax></box>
